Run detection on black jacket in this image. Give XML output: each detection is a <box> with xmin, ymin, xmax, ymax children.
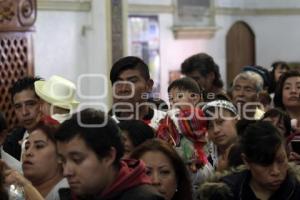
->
<box><xmin>222</xmin><ymin>169</ymin><xmax>300</xmax><ymax>200</ymax></box>
<box><xmin>3</xmin><ymin>127</ymin><xmax>26</xmax><ymax>160</ymax></box>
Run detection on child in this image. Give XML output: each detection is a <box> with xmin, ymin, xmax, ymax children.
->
<box><xmin>168</xmin><ymin>77</ymin><xmax>202</xmax><ymax>110</ymax></box>
<box><xmin>157</xmin><ymin>77</ymin><xmax>212</xmax><ymax>188</ymax></box>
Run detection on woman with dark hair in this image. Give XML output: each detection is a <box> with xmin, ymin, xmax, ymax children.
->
<box><xmin>118</xmin><ymin>120</ymin><xmax>155</xmax><ymax>158</ymax></box>
<box><xmin>273</xmin><ymin>71</ymin><xmax>300</xmax><ymax>162</ymax></box>
<box><xmin>21</xmin><ymin>120</ymin><xmax>68</xmax><ymax>199</ymax></box>
<box><xmin>131</xmin><ymin>139</ymin><xmax>193</xmax><ymax>200</ymax></box>
<box><xmin>198</xmin><ymin>121</ymin><xmax>300</xmax><ymax>200</ymax></box>
<box><xmin>274</xmin><ymin>70</ymin><xmax>300</xmax><ymax>116</ymax></box>
<box><xmin>269</xmin><ymin>61</ymin><xmax>290</xmax><ymax>94</ymax></box>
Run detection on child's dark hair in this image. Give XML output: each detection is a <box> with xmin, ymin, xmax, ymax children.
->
<box><xmin>241</xmin><ymin>121</ymin><xmax>283</xmax><ymax>165</ymax></box>
<box><xmin>168</xmin><ymin>77</ymin><xmax>201</xmax><ymax>94</ymax></box>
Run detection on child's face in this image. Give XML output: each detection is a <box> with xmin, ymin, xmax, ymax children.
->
<box><xmin>168</xmin><ymin>88</ymin><xmax>200</xmax><ymax>109</ymax></box>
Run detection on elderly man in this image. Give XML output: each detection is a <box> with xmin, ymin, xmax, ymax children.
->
<box><xmin>231</xmin><ymin>71</ymin><xmax>265</xmax><ymax>120</ymax></box>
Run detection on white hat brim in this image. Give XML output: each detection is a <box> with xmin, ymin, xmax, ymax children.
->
<box><xmin>34</xmin><ymin>80</ymin><xmax>79</xmax><ymax>110</ymax></box>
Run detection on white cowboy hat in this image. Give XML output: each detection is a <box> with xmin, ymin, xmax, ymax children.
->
<box><xmin>34</xmin><ymin>75</ymin><xmax>79</xmax><ymax>110</ymax></box>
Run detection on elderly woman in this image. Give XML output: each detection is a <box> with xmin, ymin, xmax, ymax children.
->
<box><xmin>131</xmin><ymin>139</ymin><xmax>193</xmax><ymax>200</ymax></box>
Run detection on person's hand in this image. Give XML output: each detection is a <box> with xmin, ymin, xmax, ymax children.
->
<box><xmin>1</xmin><ymin>160</ymin><xmax>31</xmax><ymax>187</ymax></box>
<box><xmin>288</xmin><ymin>151</ymin><xmax>300</xmax><ymax>164</ymax></box>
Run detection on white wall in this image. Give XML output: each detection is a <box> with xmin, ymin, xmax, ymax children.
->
<box><xmin>215</xmin><ymin>0</ymin><xmax>300</xmax><ymax>8</ymax></box>
<box><xmin>34</xmin><ymin>0</ymin><xmax>111</xmax><ymax>109</ymax></box>
<box><xmin>34</xmin><ymin>0</ymin><xmax>300</xmax><ymax>106</ymax></box>
<box><xmin>130</xmin><ymin>3</ymin><xmax>300</xmax><ymax>101</ymax></box>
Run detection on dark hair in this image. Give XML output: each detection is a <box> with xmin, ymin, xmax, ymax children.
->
<box><xmin>168</xmin><ymin>77</ymin><xmax>201</xmax><ymax>94</ymax></box>
<box><xmin>131</xmin><ymin>139</ymin><xmax>193</xmax><ymax>200</ymax></box>
<box><xmin>10</xmin><ymin>76</ymin><xmax>42</xmax><ymax>100</ymax></box>
<box><xmin>268</xmin><ymin>61</ymin><xmax>289</xmax><ymax>93</ymax></box>
<box><xmin>0</xmin><ymin>112</ymin><xmax>7</xmax><ymax>133</ymax></box>
<box><xmin>227</xmin><ymin>143</ymin><xmax>243</xmax><ymax>168</ymax></box>
<box><xmin>118</xmin><ymin>120</ymin><xmax>154</xmax><ymax>147</ymax></box>
<box><xmin>110</xmin><ymin>56</ymin><xmax>150</xmax><ymax>84</ymax></box>
<box><xmin>261</xmin><ymin>108</ymin><xmax>291</xmax><ymax>137</ymax></box>
<box><xmin>274</xmin><ymin>70</ymin><xmax>300</xmax><ymax>110</ymax></box>
<box><xmin>33</xmin><ymin>120</ymin><xmax>59</xmax><ymax>144</ymax></box>
<box><xmin>235</xmin><ymin>119</ymin><xmax>257</xmax><ymax>136</ymax></box>
<box><xmin>55</xmin><ymin>108</ymin><xmax>124</xmax><ymax>166</ymax></box>
<box><xmin>147</xmin><ymin>98</ymin><xmax>169</xmax><ymax>112</ymax></box>
<box><xmin>258</xmin><ymin>91</ymin><xmax>271</xmax><ymax>107</ymax></box>
<box><xmin>241</xmin><ymin>121</ymin><xmax>283</xmax><ymax>165</ymax></box>
<box><xmin>212</xmin><ymin>92</ymin><xmax>232</xmax><ymax>102</ymax></box>
<box><xmin>181</xmin><ymin>53</ymin><xmax>223</xmax><ymax>89</ymax></box>
<box><xmin>0</xmin><ymin>162</ymin><xmax>8</xmax><ymax>200</ymax></box>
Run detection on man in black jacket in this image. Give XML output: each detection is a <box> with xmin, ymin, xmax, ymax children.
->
<box><xmin>2</xmin><ymin>77</ymin><xmax>42</xmax><ymax>160</ymax></box>
<box><xmin>56</xmin><ymin>108</ymin><xmax>164</xmax><ymax>200</ymax></box>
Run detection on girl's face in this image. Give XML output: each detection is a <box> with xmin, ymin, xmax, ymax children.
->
<box><xmin>282</xmin><ymin>76</ymin><xmax>300</xmax><ymax>109</ymax></box>
<box><xmin>207</xmin><ymin>109</ymin><xmax>238</xmax><ymax>149</ymax></box>
<box><xmin>140</xmin><ymin>151</ymin><xmax>177</xmax><ymax>200</ymax></box>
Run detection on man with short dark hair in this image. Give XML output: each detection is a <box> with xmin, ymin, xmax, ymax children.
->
<box><xmin>55</xmin><ymin>108</ymin><xmax>164</xmax><ymax>200</ymax></box>
<box><xmin>3</xmin><ymin>76</ymin><xmax>42</xmax><ymax>160</ymax></box>
<box><xmin>110</xmin><ymin>56</ymin><xmax>165</xmax><ymax>130</ymax></box>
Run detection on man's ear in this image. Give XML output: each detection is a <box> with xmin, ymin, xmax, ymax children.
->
<box><xmin>146</xmin><ymin>79</ymin><xmax>154</xmax><ymax>92</ymax></box>
<box><xmin>103</xmin><ymin>147</ymin><xmax>117</xmax><ymax>167</ymax></box>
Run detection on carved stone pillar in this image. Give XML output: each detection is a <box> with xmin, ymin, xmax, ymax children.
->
<box><xmin>0</xmin><ymin>0</ymin><xmax>37</xmax><ymax>130</ymax></box>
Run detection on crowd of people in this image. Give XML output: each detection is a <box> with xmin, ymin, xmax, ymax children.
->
<box><xmin>0</xmin><ymin>53</ymin><xmax>300</xmax><ymax>200</ymax></box>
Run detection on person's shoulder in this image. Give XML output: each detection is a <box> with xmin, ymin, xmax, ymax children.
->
<box><xmin>5</xmin><ymin>127</ymin><xmax>26</xmax><ymax>142</ymax></box>
<box><xmin>221</xmin><ymin>168</ymin><xmax>248</xmax><ymax>186</ymax></box>
<box><xmin>120</xmin><ymin>184</ymin><xmax>164</xmax><ymax>200</ymax></box>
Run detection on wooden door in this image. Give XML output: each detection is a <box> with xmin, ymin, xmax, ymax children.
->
<box><xmin>226</xmin><ymin>21</ymin><xmax>255</xmax><ymax>88</ymax></box>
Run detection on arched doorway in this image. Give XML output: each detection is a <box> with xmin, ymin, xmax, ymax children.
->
<box><xmin>226</xmin><ymin>21</ymin><xmax>255</xmax><ymax>88</ymax></box>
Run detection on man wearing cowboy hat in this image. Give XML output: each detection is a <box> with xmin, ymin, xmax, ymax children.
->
<box><xmin>34</xmin><ymin>75</ymin><xmax>80</xmax><ymax>123</ymax></box>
